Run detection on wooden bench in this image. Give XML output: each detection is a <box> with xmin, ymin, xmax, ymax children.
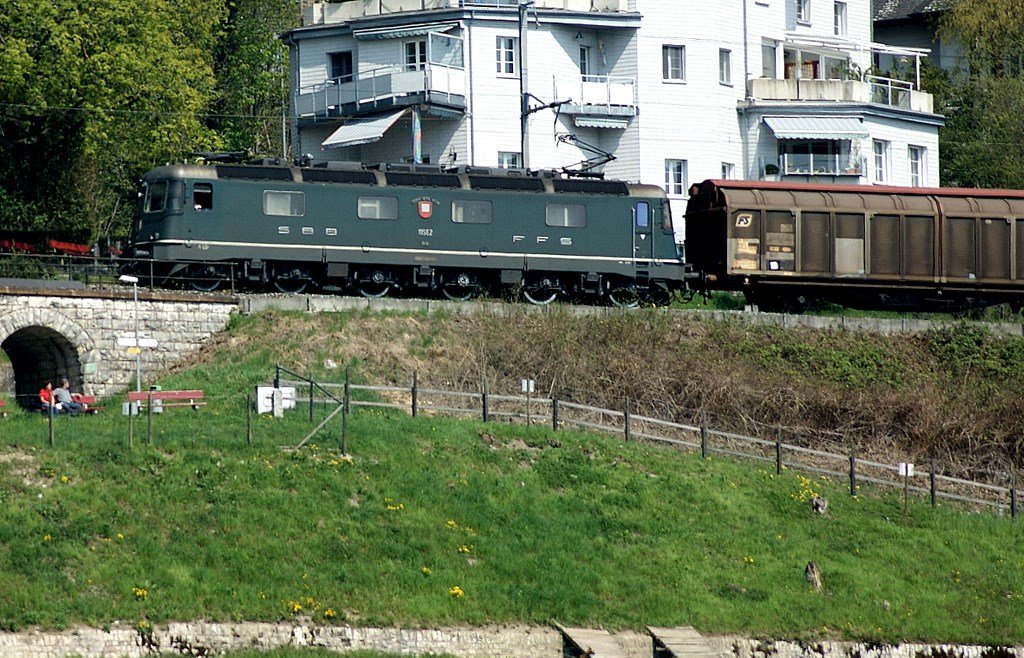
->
<box><xmin>126</xmin><ymin>389</ymin><xmax>205</xmax><ymax>411</ymax></box>
<box><xmin>73</xmin><ymin>394</ymin><xmax>101</xmax><ymax>414</ymax></box>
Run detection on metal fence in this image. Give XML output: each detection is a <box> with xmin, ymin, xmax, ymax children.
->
<box><xmin>278</xmin><ymin>372</ymin><xmax>1022</xmax><ymax>519</ymax></box>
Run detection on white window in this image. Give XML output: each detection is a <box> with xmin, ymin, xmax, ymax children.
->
<box><xmin>497</xmin><ymin>151</ymin><xmax>522</xmax><ymax>168</ymax></box>
<box><xmin>721</xmin><ymin>162</ymin><xmax>735</xmax><ymax>180</ymax></box>
<box><xmin>664</xmin><ymin>159</ymin><xmax>688</xmax><ymax>195</ymax></box>
<box><xmin>797</xmin><ymin>0</ymin><xmax>810</xmax><ymax>24</ymax></box>
<box><xmin>762</xmin><ymin>41</ymin><xmax>778</xmax><ymax>78</ymax></box>
<box><xmin>873</xmin><ymin>140</ymin><xmax>890</xmax><ymax>183</ymax></box>
<box><xmin>780</xmin><ymin>140</ymin><xmax>848</xmax><ymax>175</ymax></box>
<box><xmin>662</xmin><ymin>45</ymin><xmax>686</xmax><ymax>81</ymax></box>
<box><xmin>834</xmin><ymin>2</ymin><xmax>847</xmax><ymax>36</ymax></box>
<box><xmin>579</xmin><ymin>46</ymin><xmax>591</xmax><ymax>77</ymax></box>
<box><xmin>263</xmin><ymin>190</ymin><xmax>305</xmax><ymax>217</ymax></box>
<box><xmin>405</xmin><ymin>40</ymin><xmax>426</xmax><ymax>71</ymax></box>
<box><xmin>719</xmin><ymin>49</ymin><xmax>732</xmax><ymax>85</ymax></box>
<box><xmin>496</xmin><ymin>37</ymin><xmax>517</xmax><ymax>76</ymax></box>
<box><xmin>908</xmin><ymin>145</ymin><xmax>926</xmax><ymax>187</ymax></box>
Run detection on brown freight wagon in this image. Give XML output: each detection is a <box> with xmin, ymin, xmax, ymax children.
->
<box><xmin>684</xmin><ymin>179</ymin><xmax>1024</xmax><ymax>312</ymax></box>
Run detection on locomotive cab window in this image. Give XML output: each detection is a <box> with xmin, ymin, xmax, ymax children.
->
<box><xmin>358</xmin><ymin>196</ymin><xmax>399</xmax><ymax>220</ymax></box>
<box><xmin>144</xmin><ymin>181</ymin><xmax>168</xmax><ymax>213</ymax></box>
<box><xmin>452</xmin><ymin>200</ymin><xmax>492</xmax><ymax>224</ymax></box>
<box><xmin>635</xmin><ymin>202</ymin><xmax>650</xmax><ymax>229</ymax></box>
<box><xmin>545</xmin><ymin>203</ymin><xmax>586</xmax><ymax>228</ymax></box>
<box><xmin>263</xmin><ymin>190</ymin><xmax>305</xmax><ymax>217</ymax></box>
<box><xmin>193</xmin><ymin>183</ymin><xmax>213</xmax><ymax>211</ymax></box>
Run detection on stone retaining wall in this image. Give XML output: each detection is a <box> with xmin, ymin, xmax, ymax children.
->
<box><xmin>0</xmin><ymin>622</ymin><xmax>1019</xmax><ymax>658</ymax></box>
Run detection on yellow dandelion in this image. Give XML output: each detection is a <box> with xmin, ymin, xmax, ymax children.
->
<box><xmin>422</xmin><ymin>566</ymin><xmax>432</xmax><ymax>575</ymax></box>
<box><xmin>448</xmin><ymin>585</ymin><xmax>465</xmax><ymax>598</ymax></box>
<box><xmin>42</xmin><ymin>534</ymin><xmax>52</xmax><ymax>542</ymax></box>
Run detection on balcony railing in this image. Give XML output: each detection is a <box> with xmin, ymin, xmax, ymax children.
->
<box><xmin>747</xmin><ymin>77</ymin><xmax>934</xmax><ymax>114</ymax></box>
<box><xmin>780</xmin><ymin>154</ymin><xmax>865</xmax><ymax>177</ymax></box>
<box><xmin>553</xmin><ymin>75</ymin><xmax>637</xmax><ymax>115</ymax></box>
<box><xmin>295</xmin><ymin>63</ymin><xmax>466</xmax><ymax>118</ymax></box>
<box><xmin>866</xmin><ymin>75</ymin><xmax>913</xmax><ymax>109</ymax></box>
<box><xmin>303</xmin><ymin>0</ymin><xmax>628</xmax><ymax>24</ymax></box>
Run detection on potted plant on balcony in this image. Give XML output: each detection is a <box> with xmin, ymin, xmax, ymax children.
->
<box><xmin>764</xmin><ymin>163</ymin><xmax>780</xmax><ymax>181</ymax></box>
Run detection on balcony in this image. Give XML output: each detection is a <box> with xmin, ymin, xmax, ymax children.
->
<box><xmin>302</xmin><ymin>0</ymin><xmax>628</xmax><ymax>25</ymax></box>
<box><xmin>779</xmin><ymin>154</ymin><xmax>865</xmax><ymax>177</ymax></box>
<box><xmin>295</xmin><ymin>63</ymin><xmax>466</xmax><ymax>120</ymax></box>
<box><xmin>553</xmin><ymin>75</ymin><xmax>637</xmax><ymax>121</ymax></box>
<box><xmin>747</xmin><ymin>76</ymin><xmax>934</xmax><ymax>114</ymax></box>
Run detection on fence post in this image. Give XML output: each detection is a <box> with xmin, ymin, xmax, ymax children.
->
<box><xmin>309</xmin><ymin>379</ymin><xmax>314</xmax><ymax>423</ymax></box>
<box><xmin>699</xmin><ymin>410</ymin><xmax>707</xmax><ymax>460</ymax></box>
<box><xmin>147</xmin><ymin>390</ymin><xmax>153</xmax><ymax>445</ymax></box>
<box><xmin>246</xmin><ymin>392</ymin><xmax>252</xmax><ymax>447</ymax></box>
<box><xmin>482</xmin><ymin>377</ymin><xmax>489</xmax><ymax>423</ymax></box>
<box><xmin>624</xmin><ymin>397</ymin><xmax>631</xmax><ymax>442</ymax></box>
<box><xmin>849</xmin><ymin>446</ymin><xmax>856</xmax><ymax>496</ymax></box>
<box><xmin>128</xmin><ymin>403</ymin><xmax>134</xmax><ymax>449</ymax></box>
<box><xmin>552</xmin><ymin>398</ymin><xmax>559</xmax><ymax>431</ymax></box>
<box><xmin>274</xmin><ymin>364</ymin><xmax>281</xmax><ymax>389</ymax></box>
<box><xmin>48</xmin><ymin>402</ymin><xmax>55</xmax><ymax>447</ymax></box>
<box><xmin>1012</xmin><ymin>472</ymin><xmax>1017</xmax><ymax>520</ymax></box>
<box><xmin>412</xmin><ymin>371</ymin><xmax>418</xmax><ymax>418</ymax></box>
<box><xmin>342</xmin><ymin>368</ymin><xmax>350</xmax><ymax>453</ymax></box>
<box><xmin>930</xmin><ymin>469</ymin><xmax>937</xmax><ymax>507</ymax></box>
<box><xmin>775</xmin><ymin>427</ymin><xmax>782</xmax><ymax>475</ymax></box>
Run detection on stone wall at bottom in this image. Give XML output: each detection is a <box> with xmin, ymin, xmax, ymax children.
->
<box><xmin>0</xmin><ymin>622</ymin><xmax>1020</xmax><ymax>658</ymax></box>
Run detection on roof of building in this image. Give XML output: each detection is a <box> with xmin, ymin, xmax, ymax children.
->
<box><xmin>873</xmin><ymin>0</ymin><xmax>954</xmax><ymax>22</ymax></box>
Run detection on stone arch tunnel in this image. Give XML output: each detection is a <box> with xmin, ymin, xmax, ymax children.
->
<box><xmin>2</xmin><ymin>325</ymin><xmax>87</xmax><ymax>409</ymax></box>
<box><xmin>0</xmin><ymin>289</ymin><xmax>237</xmax><ymax>408</ymax></box>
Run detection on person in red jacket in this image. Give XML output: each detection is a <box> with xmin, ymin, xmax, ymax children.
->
<box><xmin>38</xmin><ymin>382</ymin><xmax>62</xmax><ymax>414</ymax></box>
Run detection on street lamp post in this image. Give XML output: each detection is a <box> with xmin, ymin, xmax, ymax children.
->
<box><xmin>119</xmin><ymin>274</ymin><xmax>141</xmax><ymax>392</ymax></box>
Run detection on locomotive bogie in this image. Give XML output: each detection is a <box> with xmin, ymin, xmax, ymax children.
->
<box><xmin>125</xmin><ymin>163</ymin><xmax>687</xmax><ymax>305</ymax></box>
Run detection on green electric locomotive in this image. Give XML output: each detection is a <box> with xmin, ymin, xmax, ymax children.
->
<box><xmin>126</xmin><ymin>162</ymin><xmax>687</xmax><ymax>306</ymax></box>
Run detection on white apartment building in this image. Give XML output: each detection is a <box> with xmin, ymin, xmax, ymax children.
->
<box><xmin>284</xmin><ymin>0</ymin><xmax>942</xmax><ymax>231</ymax></box>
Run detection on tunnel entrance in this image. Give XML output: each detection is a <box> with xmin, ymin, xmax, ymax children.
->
<box><xmin>2</xmin><ymin>326</ymin><xmax>84</xmax><ymax>409</ymax></box>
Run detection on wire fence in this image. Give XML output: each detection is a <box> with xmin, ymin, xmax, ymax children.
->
<box><xmin>273</xmin><ymin>368</ymin><xmax>1021</xmax><ymax>520</ymax></box>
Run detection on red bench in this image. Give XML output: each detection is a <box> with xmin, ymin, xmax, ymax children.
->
<box><xmin>72</xmin><ymin>394</ymin><xmax>100</xmax><ymax>414</ymax></box>
<box><xmin>0</xmin><ymin>399</ymin><xmax>6</xmax><ymax>418</ymax></box>
<box><xmin>126</xmin><ymin>389</ymin><xmax>205</xmax><ymax>411</ymax></box>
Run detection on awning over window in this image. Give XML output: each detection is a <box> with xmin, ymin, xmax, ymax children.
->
<box><xmin>322</xmin><ymin>109</ymin><xmax>409</xmax><ymax>150</ymax></box>
<box><xmin>763</xmin><ymin>116</ymin><xmax>868</xmax><ymax>140</ymax></box>
<box><xmin>353</xmin><ymin>23</ymin><xmax>458</xmax><ymax>41</ymax></box>
<box><xmin>573</xmin><ymin>116</ymin><xmax>630</xmax><ymax>129</ymax></box>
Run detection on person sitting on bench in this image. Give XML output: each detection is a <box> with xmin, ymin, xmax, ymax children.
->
<box><xmin>38</xmin><ymin>382</ymin><xmax>62</xmax><ymax>414</ymax></box>
<box><xmin>53</xmin><ymin>378</ymin><xmax>83</xmax><ymax>416</ymax></box>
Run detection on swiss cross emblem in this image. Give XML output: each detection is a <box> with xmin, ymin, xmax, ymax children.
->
<box><xmin>418</xmin><ymin>200</ymin><xmax>433</xmax><ymax>219</ymax></box>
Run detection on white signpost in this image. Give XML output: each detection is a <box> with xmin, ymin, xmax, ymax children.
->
<box><xmin>117</xmin><ymin>336</ymin><xmax>159</xmax><ymax>348</ymax></box>
<box><xmin>520</xmin><ymin>379</ymin><xmax>535</xmax><ymax>427</ymax></box>
<box><xmin>899</xmin><ymin>462</ymin><xmax>915</xmax><ymax>512</ymax></box>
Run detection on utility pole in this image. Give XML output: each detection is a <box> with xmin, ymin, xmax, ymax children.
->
<box><xmin>518</xmin><ymin>0</ymin><xmax>534</xmax><ymax>169</ymax></box>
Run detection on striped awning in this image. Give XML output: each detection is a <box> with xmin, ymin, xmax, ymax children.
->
<box><xmin>763</xmin><ymin>116</ymin><xmax>868</xmax><ymax>140</ymax></box>
<box><xmin>322</xmin><ymin>109</ymin><xmax>409</xmax><ymax>150</ymax></box>
<box><xmin>573</xmin><ymin>116</ymin><xmax>630</xmax><ymax>129</ymax></box>
<box><xmin>353</xmin><ymin>23</ymin><xmax>458</xmax><ymax>41</ymax></box>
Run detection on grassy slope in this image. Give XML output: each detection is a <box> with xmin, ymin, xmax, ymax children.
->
<box><xmin>0</xmin><ymin>310</ymin><xmax>1021</xmax><ymax>644</ymax></box>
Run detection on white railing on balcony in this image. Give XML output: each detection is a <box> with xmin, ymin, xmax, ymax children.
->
<box><xmin>747</xmin><ymin>77</ymin><xmax>934</xmax><ymax>114</ymax></box>
<box><xmin>553</xmin><ymin>75</ymin><xmax>637</xmax><ymax>112</ymax></box>
<box><xmin>295</xmin><ymin>63</ymin><xmax>466</xmax><ymax>118</ymax></box>
<box><xmin>865</xmin><ymin>75</ymin><xmax>913</xmax><ymax>110</ymax></box>
<box><xmin>781</xmin><ymin>153</ymin><xmax>865</xmax><ymax>176</ymax></box>
<box><xmin>303</xmin><ymin>0</ymin><xmax>628</xmax><ymax>24</ymax></box>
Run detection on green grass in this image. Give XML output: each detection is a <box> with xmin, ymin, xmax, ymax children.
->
<box><xmin>0</xmin><ymin>398</ymin><xmax>1021</xmax><ymax>644</ymax></box>
<box><xmin>1</xmin><ymin>310</ymin><xmax>1022</xmax><ymax>645</ymax></box>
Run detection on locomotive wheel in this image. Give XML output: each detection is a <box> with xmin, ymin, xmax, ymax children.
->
<box><xmin>272</xmin><ymin>266</ymin><xmax>310</xmax><ymax>294</ymax></box>
<box><xmin>357</xmin><ymin>270</ymin><xmax>393</xmax><ymax>299</ymax></box>
<box><xmin>188</xmin><ymin>264</ymin><xmax>228</xmax><ymax>292</ymax></box>
<box><xmin>521</xmin><ymin>274</ymin><xmax>561</xmax><ymax>306</ymax></box>
<box><xmin>440</xmin><ymin>272</ymin><xmax>477</xmax><ymax>302</ymax></box>
<box><xmin>607</xmin><ymin>282</ymin><xmax>641</xmax><ymax>308</ymax></box>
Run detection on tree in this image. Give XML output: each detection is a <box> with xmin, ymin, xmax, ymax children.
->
<box><xmin>212</xmin><ymin>0</ymin><xmax>299</xmax><ymax>158</ymax></box>
<box><xmin>0</xmin><ymin>0</ymin><xmax>226</xmax><ymax>239</ymax></box>
<box><xmin>936</xmin><ymin>0</ymin><xmax>1024</xmax><ymax>187</ymax></box>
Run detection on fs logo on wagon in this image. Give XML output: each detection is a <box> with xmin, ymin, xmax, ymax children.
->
<box><xmin>412</xmin><ymin>196</ymin><xmax>439</xmax><ymax>220</ymax></box>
